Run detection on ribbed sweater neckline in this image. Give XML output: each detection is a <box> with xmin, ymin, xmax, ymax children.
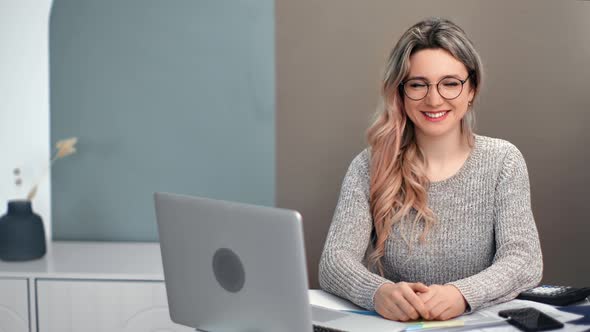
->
<box><xmin>428</xmin><ymin>134</ymin><xmax>481</xmax><ymax>191</ymax></box>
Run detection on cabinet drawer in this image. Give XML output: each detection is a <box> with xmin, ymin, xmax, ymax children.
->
<box><xmin>0</xmin><ymin>278</ymin><xmax>29</xmax><ymax>332</ymax></box>
<box><xmin>36</xmin><ymin>279</ymin><xmax>192</xmax><ymax>332</ymax></box>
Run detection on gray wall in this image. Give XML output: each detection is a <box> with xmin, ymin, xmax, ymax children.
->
<box><xmin>50</xmin><ymin>0</ymin><xmax>275</xmax><ymax>241</ymax></box>
<box><xmin>277</xmin><ymin>0</ymin><xmax>590</xmax><ymax>287</ymax></box>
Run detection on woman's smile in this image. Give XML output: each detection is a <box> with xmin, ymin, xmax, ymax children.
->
<box><xmin>421</xmin><ymin>110</ymin><xmax>450</xmax><ymax>122</ymax></box>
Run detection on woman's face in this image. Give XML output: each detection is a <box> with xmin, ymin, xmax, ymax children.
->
<box><xmin>402</xmin><ymin>48</ymin><xmax>475</xmax><ymax>139</ymax></box>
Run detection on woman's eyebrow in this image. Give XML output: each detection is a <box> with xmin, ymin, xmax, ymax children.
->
<box><xmin>405</xmin><ymin>74</ymin><xmax>464</xmax><ymax>81</ymax></box>
<box><xmin>406</xmin><ymin>75</ymin><xmax>428</xmax><ymax>81</ymax></box>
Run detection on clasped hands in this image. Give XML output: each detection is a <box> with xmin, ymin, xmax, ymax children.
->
<box><xmin>374</xmin><ymin>282</ymin><xmax>467</xmax><ymax>321</ymax></box>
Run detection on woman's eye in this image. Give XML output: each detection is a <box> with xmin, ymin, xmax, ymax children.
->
<box><xmin>409</xmin><ymin>83</ymin><xmax>427</xmax><ymax>88</ymax></box>
<box><xmin>442</xmin><ymin>82</ymin><xmax>460</xmax><ymax>87</ymax></box>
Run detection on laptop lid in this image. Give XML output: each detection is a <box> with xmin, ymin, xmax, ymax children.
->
<box><xmin>154</xmin><ymin>192</ymin><xmax>313</xmax><ymax>332</ymax></box>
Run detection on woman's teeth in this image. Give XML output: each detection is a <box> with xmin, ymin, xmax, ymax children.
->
<box><xmin>424</xmin><ymin>111</ymin><xmax>447</xmax><ymax>118</ymax></box>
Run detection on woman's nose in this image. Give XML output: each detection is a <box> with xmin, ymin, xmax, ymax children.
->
<box><xmin>424</xmin><ymin>85</ymin><xmax>444</xmax><ymax>106</ymax></box>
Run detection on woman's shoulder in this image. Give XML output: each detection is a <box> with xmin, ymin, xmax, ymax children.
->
<box><xmin>337</xmin><ymin>149</ymin><xmax>372</xmax><ymax>195</ymax></box>
<box><xmin>474</xmin><ymin>135</ymin><xmax>527</xmax><ymax>173</ymax></box>
<box><xmin>475</xmin><ymin>134</ymin><xmax>523</xmax><ymax>159</ymax></box>
<box><xmin>346</xmin><ymin>148</ymin><xmax>371</xmax><ymax>178</ymax></box>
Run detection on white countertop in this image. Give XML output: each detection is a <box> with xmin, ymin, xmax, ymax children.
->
<box><xmin>0</xmin><ymin>241</ymin><xmax>164</xmax><ymax>280</ymax></box>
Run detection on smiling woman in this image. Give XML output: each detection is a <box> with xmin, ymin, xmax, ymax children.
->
<box><xmin>319</xmin><ymin>17</ymin><xmax>543</xmax><ymax>322</ymax></box>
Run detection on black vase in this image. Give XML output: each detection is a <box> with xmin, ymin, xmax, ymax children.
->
<box><xmin>0</xmin><ymin>200</ymin><xmax>47</xmax><ymax>261</ymax></box>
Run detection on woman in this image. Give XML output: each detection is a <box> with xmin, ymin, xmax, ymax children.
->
<box><xmin>318</xmin><ymin>17</ymin><xmax>543</xmax><ymax>322</ymax></box>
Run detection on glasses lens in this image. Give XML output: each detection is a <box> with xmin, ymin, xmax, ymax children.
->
<box><xmin>438</xmin><ymin>77</ymin><xmax>463</xmax><ymax>99</ymax></box>
<box><xmin>403</xmin><ymin>79</ymin><xmax>428</xmax><ymax>100</ymax></box>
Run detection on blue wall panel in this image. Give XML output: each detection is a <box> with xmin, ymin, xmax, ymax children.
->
<box><xmin>50</xmin><ymin>0</ymin><xmax>275</xmax><ymax>241</ymax></box>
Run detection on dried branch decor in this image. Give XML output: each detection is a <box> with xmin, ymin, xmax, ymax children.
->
<box><xmin>27</xmin><ymin>137</ymin><xmax>78</xmax><ymax>200</ymax></box>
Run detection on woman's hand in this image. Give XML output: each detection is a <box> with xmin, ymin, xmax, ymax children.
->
<box><xmin>417</xmin><ymin>284</ymin><xmax>467</xmax><ymax>320</ymax></box>
<box><xmin>374</xmin><ymin>282</ymin><xmax>431</xmax><ymax>321</ymax></box>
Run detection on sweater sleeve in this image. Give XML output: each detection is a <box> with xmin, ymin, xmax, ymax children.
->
<box><xmin>447</xmin><ymin>145</ymin><xmax>543</xmax><ymax>312</ymax></box>
<box><xmin>318</xmin><ymin>150</ymin><xmax>393</xmax><ymax>310</ymax></box>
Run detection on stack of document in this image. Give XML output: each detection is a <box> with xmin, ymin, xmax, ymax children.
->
<box><xmin>309</xmin><ymin>290</ymin><xmax>585</xmax><ymax>331</ymax></box>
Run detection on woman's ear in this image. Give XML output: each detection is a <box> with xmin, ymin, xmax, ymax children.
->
<box><xmin>468</xmin><ymin>87</ymin><xmax>475</xmax><ymax>105</ymax></box>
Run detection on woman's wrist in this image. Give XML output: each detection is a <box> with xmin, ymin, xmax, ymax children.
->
<box><xmin>446</xmin><ymin>284</ymin><xmax>468</xmax><ymax>311</ymax></box>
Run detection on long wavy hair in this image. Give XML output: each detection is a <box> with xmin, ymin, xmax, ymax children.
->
<box><xmin>366</xmin><ymin>18</ymin><xmax>484</xmax><ymax>275</ymax></box>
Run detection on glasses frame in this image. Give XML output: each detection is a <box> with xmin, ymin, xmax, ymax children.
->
<box><xmin>399</xmin><ymin>72</ymin><xmax>473</xmax><ymax>101</ymax></box>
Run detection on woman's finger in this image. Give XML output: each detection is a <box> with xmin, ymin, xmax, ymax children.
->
<box><xmin>410</xmin><ymin>282</ymin><xmax>430</xmax><ymax>293</ymax></box>
<box><xmin>402</xmin><ymin>286</ymin><xmax>430</xmax><ymax>319</ymax></box>
<box><xmin>391</xmin><ymin>289</ymin><xmax>419</xmax><ymax>321</ymax></box>
<box><xmin>417</xmin><ymin>289</ymin><xmax>435</xmax><ymax>305</ymax></box>
<box><xmin>429</xmin><ymin>300</ymin><xmax>449</xmax><ymax>320</ymax></box>
<box><xmin>376</xmin><ymin>292</ymin><xmax>408</xmax><ymax>321</ymax></box>
<box><xmin>390</xmin><ymin>301</ymin><xmax>411</xmax><ymax>321</ymax></box>
<box><xmin>437</xmin><ymin>307</ymin><xmax>458</xmax><ymax>321</ymax></box>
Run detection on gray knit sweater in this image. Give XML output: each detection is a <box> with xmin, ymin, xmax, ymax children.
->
<box><xmin>318</xmin><ymin>135</ymin><xmax>543</xmax><ymax>313</ymax></box>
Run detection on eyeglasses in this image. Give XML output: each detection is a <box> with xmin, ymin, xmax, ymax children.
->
<box><xmin>400</xmin><ymin>72</ymin><xmax>473</xmax><ymax>101</ymax></box>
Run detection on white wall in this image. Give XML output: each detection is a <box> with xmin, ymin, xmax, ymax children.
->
<box><xmin>0</xmin><ymin>0</ymin><xmax>53</xmax><ymax>240</ymax></box>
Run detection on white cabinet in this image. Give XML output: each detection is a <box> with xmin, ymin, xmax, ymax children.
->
<box><xmin>37</xmin><ymin>280</ymin><xmax>191</xmax><ymax>332</ymax></box>
<box><xmin>0</xmin><ymin>278</ymin><xmax>29</xmax><ymax>332</ymax></box>
<box><xmin>0</xmin><ymin>241</ymin><xmax>193</xmax><ymax>332</ymax></box>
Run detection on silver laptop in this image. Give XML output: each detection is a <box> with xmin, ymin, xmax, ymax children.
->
<box><xmin>154</xmin><ymin>192</ymin><xmax>404</xmax><ymax>332</ymax></box>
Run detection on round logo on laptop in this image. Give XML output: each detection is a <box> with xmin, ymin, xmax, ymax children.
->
<box><xmin>212</xmin><ymin>248</ymin><xmax>245</xmax><ymax>293</ymax></box>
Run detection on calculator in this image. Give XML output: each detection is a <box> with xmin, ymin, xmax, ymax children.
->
<box><xmin>517</xmin><ymin>285</ymin><xmax>590</xmax><ymax>306</ymax></box>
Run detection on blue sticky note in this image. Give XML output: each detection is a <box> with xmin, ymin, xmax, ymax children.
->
<box><xmin>343</xmin><ymin>309</ymin><xmax>381</xmax><ymax>317</ymax></box>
